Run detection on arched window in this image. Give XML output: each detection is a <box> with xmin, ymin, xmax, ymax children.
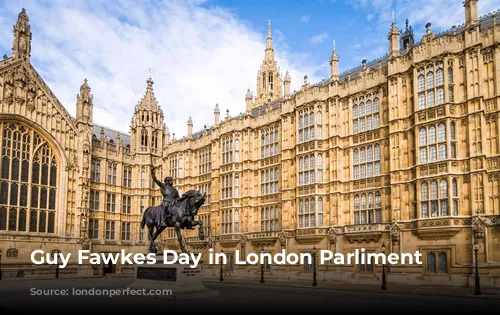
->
<box><xmin>234</xmin><ymin>139</ymin><xmax>240</xmax><ymax>162</ymax></box>
<box><xmin>317</xmin><ymin>198</ymin><xmax>323</xmax><ymax>227</ymax></box>
<box><xmin>427</xmin><ymin>71</ymin><xmax>434</xmax><ymax>89</ymax></box>
<box><xmin>353</xmin><ymin>144</ymin><xmax>380</xmax><ymax>180</ymax></box>
<box><xmin>438</xmin><ymin>252</ymin><xmax>448</xmax><ymax>273</ymax></box>
<box><xmin>299</xmin><ymin>115</ymin><xmax>303</xmax><ymax>129</ymax></box>
<box><xmin>418</xmin><ymin>74</ymin><xmax>425</xmax><ymax>91</ymax></box>
<box><xmin>450</xmin><ymin>121</ymin><xmax>456</xmax><ymax>140</ymax></box>
<box><xmin>366</xmin><ymin>100</ymin><xmax>372</xmax><ymax>114</ymax></box>
<box><xmin>354</xmin><ymin>191</ymin><xmax>382</xmax><ymax>224</ymax></box>
<box><xmin>436</xmin><ymin>68</ymin><xmax>444</xmax><ymax>86</ymax></box>
<box><xmin>452</xmin><ymin>178</ymin><xmax>459</xmax><ymax>215</ymax></box>
<box><xmin>140</xmin><ymin>129</ymin><xmax>148</xmax><ymax>151</ymax></box>
<box><xmin>234</xmin><ymin>174</ymin><xmax>239</xmax><ymax>198</ymax></box>
<box><xmin>0</xmin><ymin>123</ymin><xmax>58</xmax><ymax>233</ymax></box>
<box><xmin>427</xmin><ymin>252</ymin><xmax>436</xmax><ymax>273</ymax></box>
<box><xmin>420</xmin><ymin>123</ymin><xmax>448</xmax><ymax>164</ymax></box>
<box><xmin>447</xmin><ymin>66</ymin><xmax>453</xmax><ymax>84</ymax></box>
<box><xmin>421</xmin><ymin>182</ymin><xmax>429</xmax><ymax>217</ymax></box>
<box><xmin>178</xmin><ymin>158</ymin><xmax>184</xmax><ymax>178</ymax></box>
<box><xmin>317</xmin><ymin>111</ymin><xmax>322</xmax><ymax>124</ymax></box>
<box><xmin>353</xmin><ymin>105</ymin><xmax>358</xmax><ymax>118</ymax></box>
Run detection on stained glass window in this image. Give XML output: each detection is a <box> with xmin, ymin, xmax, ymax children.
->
<box><xmin>0</xmin><ymin>122</ymin><xmax>57</xmax><ymax>233</ymax></box>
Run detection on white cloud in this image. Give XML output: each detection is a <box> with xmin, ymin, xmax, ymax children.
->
<box><xmin>366</xmin><ymin>14</ymin><xmax>374</xmax><ymax>21</ymax></box>
<box><xmin>300</xmin><ymin>15</ymin><xmax>310</xmax><ymax>24</ymax></box>
<box><xmin>0</xmin><ymin>0</ymin><xmax>324</xmax><ymax>137</ymax></box>
<box><xmin>310</xmin><ymin>32</ymin><xmax>329</xmax><ymax>44</ymax></box>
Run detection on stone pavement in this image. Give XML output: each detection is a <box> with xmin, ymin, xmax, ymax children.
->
<box><xmin>202</xmin><ymin>276</ymin><xmax>500</xmax><ymax>299</ymax></box>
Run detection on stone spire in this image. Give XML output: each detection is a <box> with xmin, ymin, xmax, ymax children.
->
<box><xmin>135</xmin><ymin>76</ymin><xmax>162</xmax><ymax>113</ymax></box>
<box><xmin>330</xmin><ymin>40</ymin><xmax>339</xmax><ymax>80</ymax></box>
<box><xmin>12</xmin><ymin>8</ymin><xmax>32</xmax><ymax>61</ymax></box>
<box><xmin>255</xmin><ymin>20</ymin><xmax>283</xmax><ymax>106</ymax></box>
<box><xmin>388</xmin><ymin>12</ymin><xmax>399</xmax><ymax>57</ymax></box>
<box><xmin>265</xmin><ymin>20</ymin><xmax>275</xmax><ymax>61</ymax></box>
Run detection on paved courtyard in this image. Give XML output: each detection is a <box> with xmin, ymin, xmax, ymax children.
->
<box><xmin>0</xmin><ymin>277</ymin><xmax>498</xmax><ymax>314</ymax></box>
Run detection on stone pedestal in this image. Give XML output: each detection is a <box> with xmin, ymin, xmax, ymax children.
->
<box><xmin>128</xmin><ymin>254</ymin><xmax>218</xmax><ymax>300</ymax></box>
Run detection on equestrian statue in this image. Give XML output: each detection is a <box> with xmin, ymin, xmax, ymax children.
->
<box><xmin>140</xmin><ymin>165</ymin><xmax>206</xmax><ymax>254</ymax></box>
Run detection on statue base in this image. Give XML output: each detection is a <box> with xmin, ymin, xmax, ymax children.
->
<box><xmin>128</xmin><ymin>253</ymin><xmax>218</xmax><ymax>300</ymax></box>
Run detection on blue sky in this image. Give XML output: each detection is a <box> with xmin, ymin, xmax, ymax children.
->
<box><xmin>1</xmin><ymin>0</ymin><xmax>499</xmax><ymax>136</ymax></box>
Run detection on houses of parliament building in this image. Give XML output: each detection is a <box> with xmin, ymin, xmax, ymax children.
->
<box><xmin>1</xmin><ymin>0</ymin><xmax>500</xmax><ymax>287</ymax></box>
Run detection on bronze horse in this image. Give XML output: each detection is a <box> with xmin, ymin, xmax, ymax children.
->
<box><xmin>140</xmin><ymin>189</ymin><xmax>206</xmax><ymax>253</ymax></box>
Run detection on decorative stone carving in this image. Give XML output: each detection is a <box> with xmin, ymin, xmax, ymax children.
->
<box><xmin>328</xmin><ymin>227</ymin><xmax>337</xmax><ymax>244</ymax></box>
<box><xmin>472</xmin><ymin>216</ymin><xmax>486</xmax><ymax>239</ymax></box>
<box><xmin>390</xmin><ymin>222</ymin><xmax>402</xmax><ymax>243</ymax></box>
<box><xmin>6</xmin><ymin>248</ymin><xmax>18</xmax><ymax>258</ymax></box>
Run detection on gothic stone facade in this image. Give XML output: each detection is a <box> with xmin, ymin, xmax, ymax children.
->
<box><xmin>1</xmin><ymin>2</ymin><xmax>500</xmax><ymax>286</ymax></box>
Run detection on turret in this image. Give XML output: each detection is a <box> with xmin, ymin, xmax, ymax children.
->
<box><xmin>214</xmin><ymin>103</ymin><xmax>220</xmax><ymax>127</ymax></box>
<box><xmin>464</xmin><ymin>0</ymin><xmax>478</xmax><ymax>26</ymax></box>
<box><xmin>245</xmin><ymin>89</ymin><xmax>253</xmax><ymax>111</ymax></box>
<box><xmin>284</xmin><ymin>71</ymin><xmax>291</xmax><ymax>97</ymax></box>
<box><xmin>388</xmin><ymin>12</ymin><xmax>399</xmax><ymax>57</ymax></box>
<box><xmin>187</xmin><ymin>116</ymin><xmax>193</xmax><ymax>138</ymax></box>
<box><xmin>329</xmin><ymin>40</ymin><xmax>339</xmax><ymax>81</ymax></box>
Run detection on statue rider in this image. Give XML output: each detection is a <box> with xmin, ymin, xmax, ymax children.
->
<box><xmin>151</xmin><ymin>166</ymin><xmax>180</xmax><ymax>228</ymax></box>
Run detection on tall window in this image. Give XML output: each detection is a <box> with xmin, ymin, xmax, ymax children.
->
<box><xmin>107</xmin><ymin>162</ymin><xmax>117</xmax><ymax>185</ymax></box>
<box><xmin>452</xmin><ymin>178</ymin><xmax>459</xmax><ymax>216</ymax></box>
<box><xmin>123</xmin><ymin>166</ymin><xmax>132</xmax><ymax>188</ymax></box>
<box><xmin>105</xmin><ymin>220</ymin><xmax>115</xmax><ymax>240</ymax></box>
<box><xmin>419</xmin><ymin>123</ymin><xmax>447</xmax><ymax>163</ymax></box>
<box><xmin>261</xmin><ymin>206</ymin><xmax>279</xmax><ymax>231</ymax></box>
<box><xmin>122</xmin><ymin>195</ymin><xmax>131</xmax><ymax>214</ymax></box>
<box><xmin>421</xmin><ymin>179</ymin><xmax>454</xmax><ymax>218</ymax></box>
<box><xmin>234</xmin><ymin>175</ymin><xmax>240</xmax><ymax>198</ymax></box>
<box><xmin>178</xmin><ymin>158</ymin><xmax>184</xmax><ymax>178</ymax></box>
<box><xmin>417</xmin><ymin>63</ymin><xmax>445</xmax><ymax>110</ymax></box>
<box><xmin>298</xmin><ymin>197</ymin><xmax>323</xmax><ymax>228</ymax></box>
<box><xmin>88</xmin><ymin>219</ymin><xmax>98</xmax><ymax>239</ymax></box>
<box><xmin>90</xmin><ymin>158</ymin><xmax>100</xmax><ymax>182</ymax></box>
<box><xmin>0</xmin><ymin>123</ymin><xmax>58</xmax><ymax>233</ymax></box>
<box><xmin>352</xmin><ymin>97</ymin><xmax>380</xmax><ymax>134</ymax></box>
<box><xmin>106</xmin><ymin>193</ymin><xmax>116</xmax><ymax>212</ymax></box>
<box><xmin>140</xmin><ymin>129</ymin><xmax>148</xmax><ymax>151</ymax></box>
<box><xmin>448</xmin><ymin>63</ymin><xmax>454</xmax><ymax>102</ymax></box>
<box><xmin>89</xmin><ymin>190</ymin><xmax>99</xmax><ymax>210</ymax></box>
<box><xmin>140</xmin><ymin>169</ymin><xmax>146</xmax><ymax>188</ymax></box>
<box><xmin>261</xmin><ymin>129</ymin><xmax>279</xmax><ymax>158</ymax></box>
<box><xmin>298</xmin><ymin>108</ymin><xmax>322</xmax><ymax>143</ymax></box>
<box><xmin>169</xmin><ymin>157</ymin><xmax>178</xmax><ymax>178</ymax></box>
<box><xmin>221</xmin><ymin>209</ymin><xmax>238</xmax><ymax>234</ymax></box>
<box><xmin>426</xmin><ymin>251</ymin><xmax>448</xmax><ymax>273</ymax></box>
<box><xmin>199</xmin><ymin>182</ymin><xmax>211</xmax><ymax>204</ymax></box>
<box><xmin>222</xmin><ymin>137</ymin><xmax>240</xmax><ymax>164</ymax></box>
<box><xmin>298</xmin><ymin>154</ymin><xmax>323</xmax><ymax>185</ymax></box>
<box><xmin>151</xmin><ymin>131</ymin><xmax>159</xmax><ymax>154</ymax></box>
<box><xmin>121</xmin><ymin>222</ymin><xmax>131</xmax><ymax>240</ymax></box>
<box><xmin>353</xmin><ymin>144</ymin><xmax>381</xmax><ymax>180</ymax></box>
<box><xmin>221</xmin><ymin>174</ymin><xmax>234</xmax><ymax>200</ymax></box>
<box><xmin>261</xmin><ymin>167</ymin><xmax>279</xmax><ymax>195</ymax></box>
<box><xmin>198</xmin><ymin>147</ymin><xmax>212</xmax><ymax>175</ymax></box>
<box><xmin>199</xmin><ymin>213</ymin><xmax>211</xmax><ymax>237</ymax></box>
<box><xmin>450</xmin><ymin>121</ymin><xmax>457</xmax><ymax>158</ymax></box>
<box><xmin>353</xmin><ymin>192</ymin><xmax>382</xmax><ymax>224</ymax></box>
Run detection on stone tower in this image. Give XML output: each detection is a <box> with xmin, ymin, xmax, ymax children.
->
<box><xmin>254</xmin><ymin>20</ymin><xmax>283</xmax><ymax>107</ymax></box>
